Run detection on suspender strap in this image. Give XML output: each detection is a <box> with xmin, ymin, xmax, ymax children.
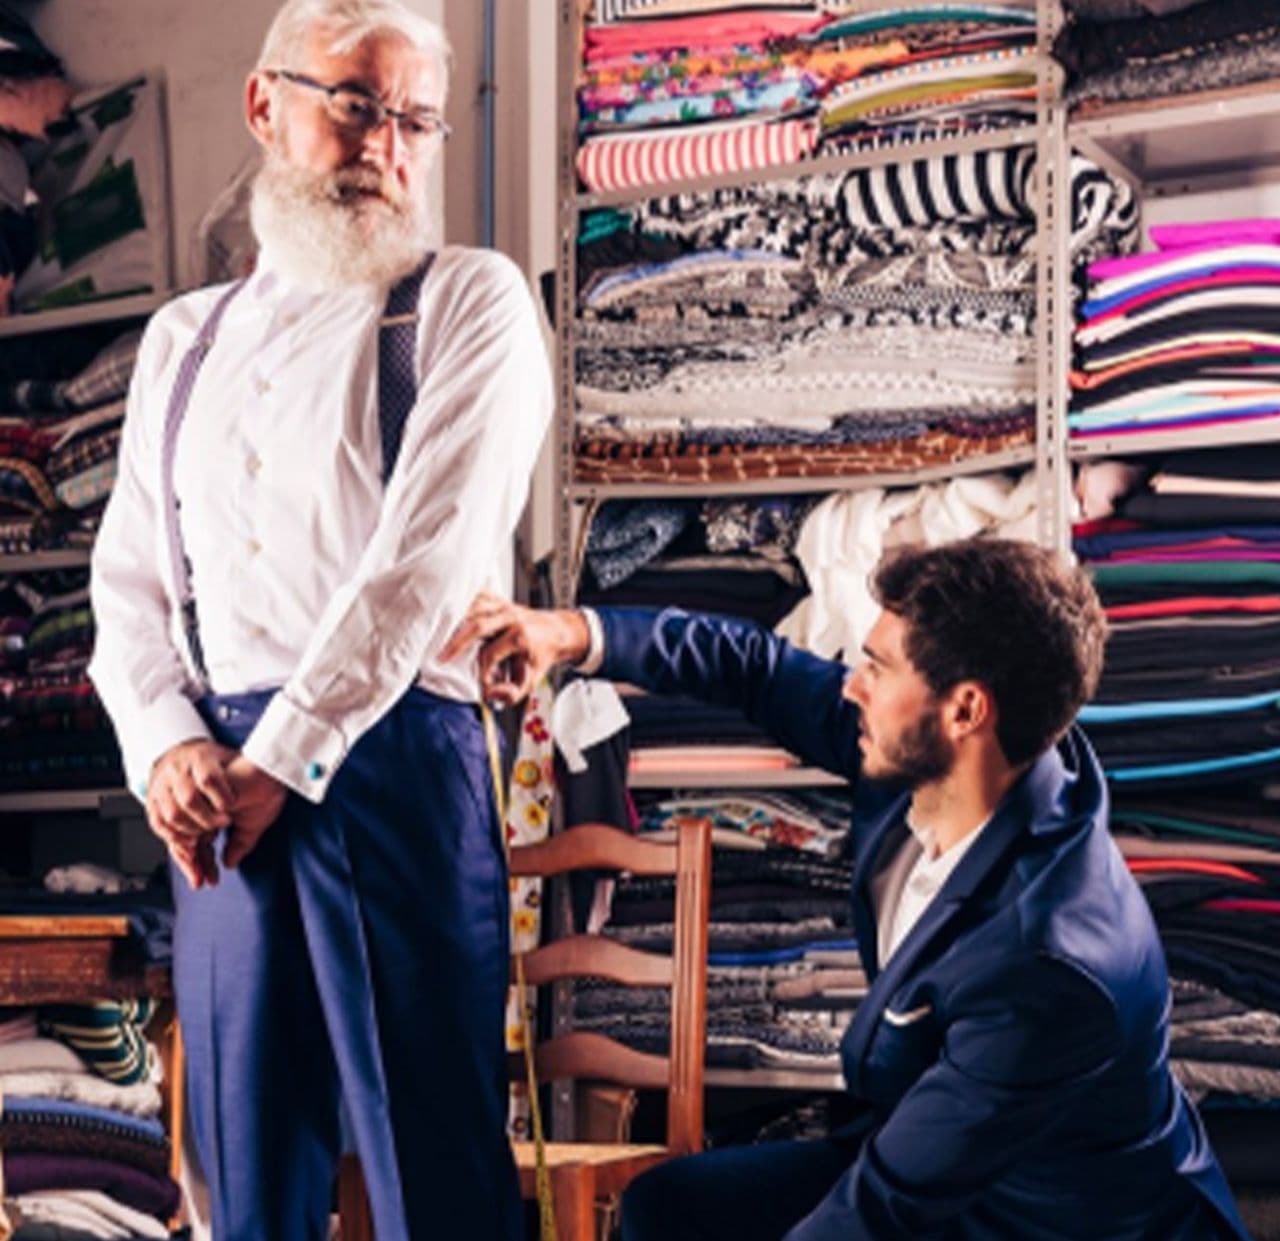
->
<box><xmin>161</xmin><ymin>279</ymin><xmax>247</xmax><ymax>689</ymax></box>
<box><xmin>162</xmin><ymin>254</ymin><xmax>438</xmax><ymax>686</ymax></box>
<box><xmin>378</xmin><ymin>254</ymin><xmax>435</xmax><ymax>484</ymax></box>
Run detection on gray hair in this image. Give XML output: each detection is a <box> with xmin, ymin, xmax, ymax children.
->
<box><xmin>257</xmin><ymin>0</ymin><xmax>451</xmax><ymax>96</ymax></box>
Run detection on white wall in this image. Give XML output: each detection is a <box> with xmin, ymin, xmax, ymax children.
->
<box><xmin>29</xmin><ymin>0</ymin><xmax>451</xmax><ymax>290</ymax></box>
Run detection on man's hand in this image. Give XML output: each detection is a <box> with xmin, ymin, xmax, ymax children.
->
<box><xmin>441</xmin><ymin>592</ymin><xmax>591</xmax><ymax>706</ymax></box>
<box><xmin>223</xmin><ymin>756</ymin><xmax>288</xmax><ymax>869</ymax></box>
<box><xmin>147</xmin><ymin>738</ymin><xmax>236</xmax><ymax>888</ymax></box>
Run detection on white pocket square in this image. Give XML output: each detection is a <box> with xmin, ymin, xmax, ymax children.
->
<box><xmin>883</xmin><ymin>1002</ymin><xmax>933</xmax><ymax>1027</ymax></box>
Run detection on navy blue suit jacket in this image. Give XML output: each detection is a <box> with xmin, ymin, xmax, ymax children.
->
<box><xmin>597</xmin><ymin>606</ymin><xmax>1250</xmax><ymax>1240</ymax></box>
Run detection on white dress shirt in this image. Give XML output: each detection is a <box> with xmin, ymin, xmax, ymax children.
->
<box><xmin>873</xmin><ymin>815</ymin><xmax>986</xmax><ymax>966</ymax></box>
<box><xmin>89</xmin><ymin>244</ymin><xmax>552</xmax><ymax>802</ymax></box>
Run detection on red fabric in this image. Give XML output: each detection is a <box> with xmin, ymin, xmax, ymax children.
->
<box><xmin>1127</xmin><ymin>858</ymin><xmax>1263</xmax><ymax>884</ymax></box>
<box><xmin>583</xmin><ymin>11</ymin><xmax>826</xmax><ymax>61</ymax></box>
<box><xmin>1200</xmin><ymin>897</ymin><xmax>1280</xmax><ymax>914</ymax></box>
<box><xmin>1105</xmin><ymin>596</ymin><xmax>1280</xmax><ymax>620</ymax></box>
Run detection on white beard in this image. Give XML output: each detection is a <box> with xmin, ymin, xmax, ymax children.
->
<box><xmin>249</xmin><ymin>151</ymin><xmax>435</xmax><ymax>291</ymax></box>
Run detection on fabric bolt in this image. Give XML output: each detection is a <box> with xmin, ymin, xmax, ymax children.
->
<box><xmin>590</xmin><ymin>0</ymin><xmax>820</xmax><ymax>18</ymax></box>
<box><xmin>582</xmin><ymin>11</ymin><xmax>827</xmax><ymax>61</ymax></box>
<box><xmin>577</xmin><ymin>117</ymin><xmax>818</xmax><ymax>195</ymax></box>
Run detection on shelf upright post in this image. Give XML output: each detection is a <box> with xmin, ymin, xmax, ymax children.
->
<box><xmin>549</xmin><ymin>0</ymin><xmax>582</xmax><ymax>1142</ymax></box>
<box><xmin>1034</xmin><ymin>0</ymin><xmax>1073</xmax><ymax>556</ymax></box>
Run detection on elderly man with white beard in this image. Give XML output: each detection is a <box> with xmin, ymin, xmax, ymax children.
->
<box><xmin>87</xmin><ymin>1</ymin><xmax>551</xmax><ymax>1235</ymax></box>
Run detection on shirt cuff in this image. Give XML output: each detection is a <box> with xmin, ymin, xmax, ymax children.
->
<box><xmin>241</xmin><ymin>692</ymin><xmax>349</xmax><ymax>803</ymax></box>
<box><xmin>127</xmin><ymin>694</ymin><xmax>213</xmax><ymax>803</ymax></box>
<box><xmin>575</xmin><ymin>607</ymin><xmax>605</xmax><ymax>676</ymax></box>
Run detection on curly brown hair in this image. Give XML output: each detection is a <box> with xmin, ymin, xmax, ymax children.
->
<box><xmin>871</xmin><ymin>538</ymin><xmax>1107</xmax><ymax>767</ymax></box>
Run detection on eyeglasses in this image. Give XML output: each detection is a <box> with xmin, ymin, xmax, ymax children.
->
<box><xmin>265</xmin><ymin>68</ymin><xmax>451</xmax><ymax>145</ymax></box>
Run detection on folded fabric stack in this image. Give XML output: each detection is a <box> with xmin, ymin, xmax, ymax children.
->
<box><xmin>573</xmin><ymin>787</ymin><xmax>859</xmax><ymax>1074</ymax></box>
<box><xmin>0</xmin><ymin>1004</ymin><xmax>178</xmax><ymax>1238</ymax></box>
<box><xmin>0</xmin><ymin>331</ymin><xmax>139</xmax><ymax>791</ymax></box>
<box><xmin>809</xmin><ymin>2</ymin><xmax>1038</xmax><ymax>154</ymax></box>
<box><xmin>1056</xmin><ymin>0</ymin><xmax>1280</xmax><ymax>115</ymax></box>
<box><xmin>580</xmin><ymin>495</ymin><xmax>815</xmax><ymax>627</ymax></box>
<box><xmin>577</xmin><ymin>3</ymin><xmax>1040</xmax><ymax>195</ymax></box>
<box><xmin>1075</xmin><ymin>446</ymin><xmax>1280</xmax><ymax>787</ymax></box>
<box><xmin>0</xmin><ymin>572</ymin><xmax>122</xmax><ymax>791</ymax></box>
<box><xmin>575</xmin><ymin>147</ymin><xmax>1135</xmax><ymax>484</ymax></box>
<box><xmin>1112</xmin><ymin>806</ymin><xmax>1280</xmax><ymax>1220</ymax></box>
<box><xmin>1070</xmin><ymin>219</ymin><xmax>1280</xmax><ymax>445</ymax></box>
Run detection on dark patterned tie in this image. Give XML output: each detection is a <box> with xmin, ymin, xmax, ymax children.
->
<box><xmin>378</xmin><ymin>255</ymin><xmax>435</xmax><ymax>483</ymax></box>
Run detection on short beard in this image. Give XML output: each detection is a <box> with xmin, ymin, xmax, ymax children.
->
<box><xmin>870</xmin><ymin>708</ymin><xmax>953</xmax><ymax>788</ymax></box>
<box><xmin>249</xmin><ymin>150</ymin><xmax>434</xmax><ymax>291</ymax></box>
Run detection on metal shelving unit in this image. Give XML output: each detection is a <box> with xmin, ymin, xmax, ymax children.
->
<box><xmin>628</xmin><ymin>767</ymin><xmax>848</xmax><ymax>791</ymax></box>
<box><xmin>0</xmin><ymin>788</ymin><xmax>134</xmax><ymax>815</ymax></box>
<box><xmin>550</xmin><ymin>0</ymin><xmax>1069</xmax><ymax>1128</ymax></box>
<box><xmin>704</xmin><ymin>1067</ymin><xmax>844</xmax><ymax>1092</ymax></box>
<box><xmin>1070</xmin><ymin>79</ymin><xmax>1280</xmax><ymax>199</ymax></box>
<box><xmin>1070</xmin><ymin>416</ymin><xmax>1280</xmax><ymax>461</ymax></box>
<box><xmin>0</xmin><ymin>293</ymin><xmax>162</xmax><ymax>825</ymax></box>
<box><xmin>0</xmin><ymin>290</ymin><xmax>171</xmax><ymax>340</ymax></box>
<box><xmin>0</xmin><ymin>549</ymin><xmax>93</xmax><ymax>573</ymax></box>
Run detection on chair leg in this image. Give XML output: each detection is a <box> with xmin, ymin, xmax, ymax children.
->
<box><xmin>549</xmin><ymin>1163</ymin><xmax>597</xmax><ymax>1241</ymax></box>
<box><xmin>336</xmin><ymin>1154</ymin><xmax>374</xmax><ymax>1241</ymax></box>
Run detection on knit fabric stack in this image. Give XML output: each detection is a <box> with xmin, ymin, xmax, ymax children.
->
<box><xmin>0</xmin><ymin>999</ymin><xmax>178</xmax><ymax>1238</ymax></box>
<box><xmin>575</xmin><ymin>147</ymin><xmax>1134</xmax><ymax>486</ymax></box>
<box><xmin>577</xmin><ymin>2</ymin><xmax>1040</xmax><ymax>196</ymax></box>
<box><xmin>1056</xmin><ymin>0</ymin><xmax>1280</xmax><ymax>114</ymax></box>
<box><xmin>575</xmin><ymin>787</ymin><xmax>859</xmax><ymax>1077</ymax></box>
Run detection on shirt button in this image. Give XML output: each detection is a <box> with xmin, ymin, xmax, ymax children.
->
<box><xmin>254</xmin><ymin>377</ymin><xmax>271</xmax><ymax>396</ymax></box>
<box><xmin>247</xmin><ymin>538</ymin><xmax>262</xmax><ymax>556</ymax></box>
<box><xmin>246</xmin><ymin>453</ymin><xmax>262</xmax><ymax>477</ymax></box>
<box><xmin>306</xmin><ymin>761</ymin><xmax>325</xmax><ymax>780</ymax></box>
<box><xmin>217</xmin><ymin>704</ymin><xmax>233</xmax><ymax>721</ymax></box>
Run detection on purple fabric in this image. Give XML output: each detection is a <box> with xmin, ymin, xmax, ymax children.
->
<box><xmin>4</xmin><ymin>1150</ymin><xmax>180</xmax><ymax>1219</ymax></box>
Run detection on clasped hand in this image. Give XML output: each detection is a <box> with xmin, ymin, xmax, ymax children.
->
<box><xmin>145</xmin><ymin>740</ymin><xmax>288</xmax><ymax>889</ymax></box>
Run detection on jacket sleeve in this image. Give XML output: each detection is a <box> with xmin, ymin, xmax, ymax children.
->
<box><xmin>597</xmin><ymin>606</ymin><xmax>861</xmax><ymax>779</ymax></box>
<box><xmin>785</xmin><ymin>955</ymin><xmax>1122</xmax><ymax>1240</ymax></box>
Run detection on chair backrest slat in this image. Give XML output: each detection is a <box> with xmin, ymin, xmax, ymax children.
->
<box><xmin>515</xmin><ymin>935</ymin><xmax>674</xmax><ymax>988</ymax></box>
<box><xmin>530</xmin><ymin>1030</ymin><xmax>671</xmax><ymax>1091</ymax></box>
<box><xmin>511</xmin><ymin>823</ymin><xmax>681</xmax><ymax>878</ymax></box>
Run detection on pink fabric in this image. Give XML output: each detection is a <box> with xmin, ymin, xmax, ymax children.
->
<box><xmin>577</xmin><ymin>116</ymin><xmax>815</xmax><ymax>192</ymax></box>
<box><xmin>1108</xmin><ymin>548</ymin><xmax>1280</xmax><ymax>564</ymax></box>
<box><xmin>1201</xmin><ymin>897</ymin><xmax>1280</xmax><ymax>914</ymax></box>
<box><xmin>583</xmin><ymin>11</ymin><xmax>825</xmax><ymax>61</ymax></box>
<box><xmin>1151</xmin><ymin>218</ymin><xmax>1280</xmax><ymax>251</ymax></box>
<box><xmin>1080</xmin><ymin>269</ymin><xmax>1280</xmax><ymax>328</ymax></box>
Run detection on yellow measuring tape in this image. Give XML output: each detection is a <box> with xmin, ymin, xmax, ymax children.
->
<box><xmin>482</xmin><ymin>703</ymin><xmax>559</xmax><ymax>1241</ymax></box>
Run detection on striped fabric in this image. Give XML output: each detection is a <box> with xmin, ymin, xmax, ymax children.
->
<box><xmin>578</xmin><ymin>116</ymin><xmax>817</xmax><ymax>193</ymax></box>
<box><xmin>590</xmin><ymin>0</ymin><xmax>819</xmax><ymax>24</ymax></box>
<box><xmin>40</xmin><ymin>999</ymin><xmax>157</xmax><ymax>1086</ymax></box>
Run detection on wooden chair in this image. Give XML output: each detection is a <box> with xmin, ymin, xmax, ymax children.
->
<box><xmin>337</xmin><ymin>817</ymin><xmax>712</xmax><ymax>1241</ymax></box>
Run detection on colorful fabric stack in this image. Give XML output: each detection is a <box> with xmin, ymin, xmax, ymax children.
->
<box><xmin>0</xmin><ymin>1003</ymin><xmax>178</xmax><ymax>1237</ymax></box>
<box><xmin>1070</xmin><ymin>219</ymin><xmax>1280</xmax><ymax>444</ymax></box>
<box><xmin>577</xmin><ymin>3</ymin><xmax>1041</xmax><ymax>194</ymax></box>
<box><xmin>1076</xmin><ymin>446</ymin><xmax>1280</xmax><ymax>786</ymax></box>
<box><xmin>575</xmin><ymin>149</ymin><xmax>1135</xmax><ymax>485</ymax></box>
<box><xmin>0</xmin><ymin>331</ymin><xmax>138</xmax><ymax>790</ymax></box>
<box><xmin>809</xmin><ymin>2</ymin><xmax>1037</xmax><ymax>153</ymax></box>
<box><xmin>574</xmin><ymin>787</ymin><xmax>859</xmax><ymax>1076</ymax></box>
<box><xmin>1056</xmin><ymin>0</ymin><xmax>1280</xmax><ymax>114</ymax></box>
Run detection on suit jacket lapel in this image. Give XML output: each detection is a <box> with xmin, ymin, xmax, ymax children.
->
<box><xmin>841</xmin><ymin>745</ymin><xmax>1075</xmax><ymax>1091</ymax></box>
